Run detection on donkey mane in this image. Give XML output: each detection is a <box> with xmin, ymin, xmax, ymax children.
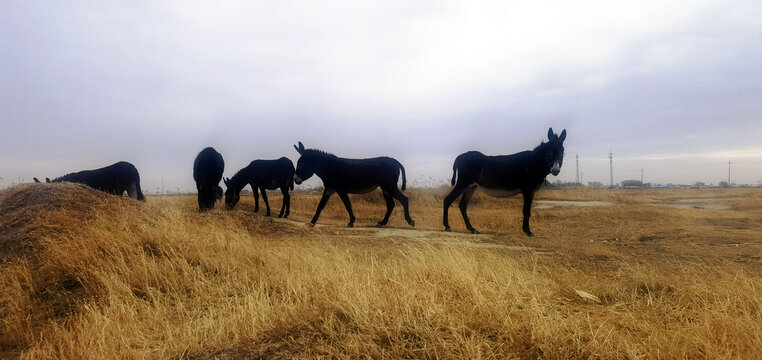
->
<box><xmin>228</xmin><ymin>166</ymin><xmax>250</xmax><ymax>184</ymax></box>
<box><xmin>303</xmin><ymin>148</ymin><xmax>338</xmax><ymax>160</ymax></box>
<box><xmin>52</xmin><ymin>172</ymin><xmax>82</xmax><ymax>182</ymax></box>
<box><xmin>533</xmin><ymin>140</ymin><xmax>558</xmax><ymax>152</ymax></box>
<box><xmin>533</xmin><ymin>140</ymin><xmax>564</xmax><ymax>157</ymax></box>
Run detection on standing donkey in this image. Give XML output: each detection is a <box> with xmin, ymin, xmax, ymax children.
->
<box><xmin>223</xmin><ymin>157</ymin><xmax>295</xmax><ymax>218</ymax></box>
<box><xmin>293</xmin><ymin>142</ymin><xmax>415</xmax><ymax>228</ymax></box>
<box><xmin>193</xmin><ymin>147</ymin><xmax>225</xmax><ymax>212</ymax></box>
<box><xmin>443</xmin><ymin>128</ymin><xmax>566</xmax><ymax>236</ymax></box>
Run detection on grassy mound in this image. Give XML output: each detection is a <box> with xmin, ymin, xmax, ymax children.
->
<box><xmin>0</xmin><ymin>184</ymin><xmax>144</xmax><ymax>354</ymax></box>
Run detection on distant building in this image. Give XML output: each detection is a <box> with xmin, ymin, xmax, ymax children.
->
<box><xmin>621</xmin><ymin>179</ymin><xmax>643</xmax><ymax>188</ymax></box>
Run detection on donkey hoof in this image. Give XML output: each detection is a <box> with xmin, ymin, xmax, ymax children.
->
<box><xmin>444</xmin><ymin>227</ymin><xmax>452</xmax><ymax>232</ymax></box>
<box><xmin>408</xmin><ymin>220</ymin><xmax>416</xmax><ymax>227</ymax></box>
<box><xmin>469</xmin><ymin>228</ymin><xmax>480</xmax><ymax>234</ymax></box>
<box><xmin>306</xmin><ymin>222</ymin><xmax>316</xmax><ymax>228</ymax></box>
<box><xmin>375</xmin><ymin>222</ymin><xmax>386</xmax><ymax>228</ymax></box>
<box><xmin>525</xmin><ymin>231</ymin><xmax>535</xmax><ymax>237</ymax></box>
<box><xmin>347</xmin><ymin>223</ymin><xmax>354</xmax><ymax>228</ymax></box>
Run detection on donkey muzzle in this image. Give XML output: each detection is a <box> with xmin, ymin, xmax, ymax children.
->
<box><xmin>293</xmin><ymin>174</ymin><xmax>303</xmax><ymax>185</ymax></box>
<box><xmin>551</xmin><ymin>162</ymin><xmax>561</xmax><ymax>176</ymax></box>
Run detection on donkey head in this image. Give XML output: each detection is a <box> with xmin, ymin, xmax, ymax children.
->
<box><xmin>223</xmin><ymin>177</ymin><xmax>240</xmax><ymax>209</ymax></box>
<box><xmin>546</xmin><ymin>127</ymin><xmax>567</xmax><ymax>176</ymax></box>
<box><xmin>292</xmin><ymin>141</ymin><xmax>315</xmax><ymax>185</ymax></box>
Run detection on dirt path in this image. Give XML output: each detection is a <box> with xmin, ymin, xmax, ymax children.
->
<box><xmin>271</xmin><ymin>217</ymin><xmax>544</xmax><ymax>252</ymax></box>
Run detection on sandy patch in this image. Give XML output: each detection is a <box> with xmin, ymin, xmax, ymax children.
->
<box><xmin>534</xmin><ymin>200</ymin><xmax>613</xmax><ymax>209</ymax></box>
<box><xmin>666</xmin><ymin>198</ymin><xmax>736</xmax><ymax>210</ymax></box>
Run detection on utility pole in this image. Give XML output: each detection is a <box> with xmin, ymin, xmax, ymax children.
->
<box><xmin>609</xmin><ymin>150</ymin><xmax>614</xmax><ymax>189</ymax></box>
<box><xmin>576</xmin><ymin>154</ymin><xmax>580</xmax><ymax>186</ymax></box>
<box><xmin>161</xmin><ymin>175</ymin><xmax>164</xmax><ymax>196</ymax></box>
<box><xmin>728</xmin><ymin>161</ymin><xmax>731</xmax><ymax>186</ymax></box>
<box><xmin>641</xmin><ymin>169</ymin><xmax>644</xmax><ymax>187</ymax></box>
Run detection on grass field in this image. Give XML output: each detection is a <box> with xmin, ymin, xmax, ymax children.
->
<box><xmin>1</xmin><ymin>183</ymin><xmax>761</xmax><ymax>358</ymax></box>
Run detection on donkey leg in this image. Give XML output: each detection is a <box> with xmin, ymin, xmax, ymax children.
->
<box><xmin>459</xmin><ymin>185</ymin><xmax>479</xmax><ymax>234</ymax></box>
<box><xmin>278</xmin><ymin>187</ymin><xmax>288</xmax><ymax>218</ymax></box>
<box><xmin>252</xmin><ymin>185</ymin><xmax>260</xmax><ymax>213</ymax></box>
<box><xmin>392</xmin><ymin>188</ymin><xmax>415</xmax><ymax>227</ymax></box>
<box><xmin>336</xmin><ymin>191</ymin><xmax>356</xmax><ymax>227</ymax></box>
<box><xmin>260</xmin><ymin>187</ymin><xmax>271</xmax><ymax>216</ymax></box>
<box><xmin>311</xmin><ymin>189</ymin><xmax>334</xmax><ymax>225</ymax></box>
<box><xmin>377</xmin><ymin>190</ymin><xmax>395</xmax><ymax>227</ymax></box>
<box><xmin>443</xmin><ymin>183</ymin><xmax>470</xmax><ymax>231</ymax></box>
<box><xmin>522</xmin><ymin>190</ymin><xmax>536</xmax><ymax>237</ymax></box>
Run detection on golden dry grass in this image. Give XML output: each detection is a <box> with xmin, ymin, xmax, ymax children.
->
<box><xmin>1</xmin><ymin>183</ymin><xmax>762</xmax><ymax>359</ymax></box>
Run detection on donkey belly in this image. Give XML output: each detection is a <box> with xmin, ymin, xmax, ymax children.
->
<box><xmin>263</xmin><ymin>179</ymin><xmax>282</xmax><ymax>190</ymax></box>
<box><xmin>481</xmin><ymin>187</ymin><xmax>521</xmax><ymax>198</ymax></box>
<box><xmin>348</xmin><ymin>185</ymin><xmax>379</xmax><ymax>194</ymax></box>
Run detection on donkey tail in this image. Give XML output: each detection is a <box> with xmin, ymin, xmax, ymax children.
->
<box><xmin>451</xmin><ymin>155</ymin><xmax>462</xmax><ymax>186</ymax></box>
<box><xmin>136</xmin><ymin>181</ymin><xmax>146</xmax><ymax>201</ymax></box>
<box><xmin>289</xmin><ymin>173</ymin><xmax>295</xmax><ymax>191</ymax></box>
<box><xmin>134</xmin><ymin>174</ymin><xmax>146</xmax><ymax>202</ymax></box>
<box><xmin>392</xmin><ymin>159</ymin><xmax>407</xmax><ymax>191</ymax></box>
<box><xmin>401</xmin><ymin>165</ymin><xmax>407</xmax><ymax>191</ymax></box>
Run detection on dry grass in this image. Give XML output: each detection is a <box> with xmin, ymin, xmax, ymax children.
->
<box><xmin>1</xmin><ymin>183</ymin><xmax>762</xmax><ymax>359</ymax></box>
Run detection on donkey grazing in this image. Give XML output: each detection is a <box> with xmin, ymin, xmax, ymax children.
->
<box><xmin>443</xmin><ymin>128</ymin><xmax>566</xmax><ymax>236</ymax></box>
<box><xmin>193</xmin><ymin>147</ymin><xmax>225</xmax><ymax>212</ymax></box>
<box><xmin>224</xmin><ymin>157</ymin><xmax>295</xmax><ymax>218</ymax></box>
<box><xmin>293</xmin><ymin>142</ymin><xmax>415</xmax><ymax>228</ymax></box>
<box><xmin>43</xmin><ymin>161</ymin><xmax>146</xmax><ymax>201</ymax></box>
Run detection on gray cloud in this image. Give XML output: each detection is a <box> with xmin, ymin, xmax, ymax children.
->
<box><xmin>2</xmin><ymin>0</ymin><xmax>761</xmax><ymax>190</ymax></box>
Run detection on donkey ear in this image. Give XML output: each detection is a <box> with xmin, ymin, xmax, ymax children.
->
<box><xmin>559</xmin><ymin>129</ymin><xmax>566</xmax><ymax>142</ymax></box>
<box><xmin>294</xmin><ymin>144</ymin><xmax>302</xmax><ymax>154</ymax></box>
<box><xmin>46</xmin><ymin>178</ymin><xmax>51</xmax><ymax>183</ymax></box>
<box><xmin>548</xmin><ymin>127</ymin><xmax>555</xmax><ymax>140</ymax></box>
<box><xmin>223</xmin><ymin>178</ymin><xmax>229</xmax><ymax>186</ymax></box>
<box><xmin>33</xmin><ymin>177</ymin><xmax>40</xmax><ymax>183</ymax></box>
<box><xmin>294</xmin><ymin>142</ymin><xmax>305</xmax><ymax>154</ymax></box>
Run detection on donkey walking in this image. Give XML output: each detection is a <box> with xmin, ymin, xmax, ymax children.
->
<box><xmin>443</xmin><ymin>128</ymin><xmax>567</xmax><ymax>236</ymax></box>
<box><xmin>41</xmin><ymin>161</ymin><xmax>146</xmax><ymax>201</ymax></box>
<box><xmin>293</xmin><ymin>142</ymin><xmax>415</xmax><ymax>228</ymax></box>
<box><xmin>224</xmin><ymin>157</ymin><xmax>295</xmax><ymax>218</ymax></box>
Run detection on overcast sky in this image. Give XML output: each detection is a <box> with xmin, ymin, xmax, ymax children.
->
<box><xmin>2</xmin><ymin>0</ymin><xmax>761</xmax><ymax>191</ymax></box>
